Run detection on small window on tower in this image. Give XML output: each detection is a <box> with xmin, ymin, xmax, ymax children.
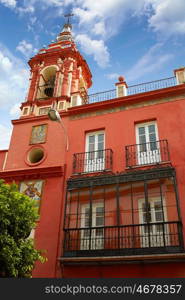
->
<box><xmin>23</xmin><ymin>107</ymin><xmax>29</xmax><ymax>115</ymax></box>
<box><xmin>39</xmin><ymin>107</ymin><xmax>51</xmax><ymax>115</ymax></box>
<box><xmin>58</xmin><ymin>101</ymin><xmax>65</xmax><ymax>110</ymax></box>
<box><xmin>71</xmin><ymin>96</ymin><xmax>78</xmax><ymax>107</ymax></box>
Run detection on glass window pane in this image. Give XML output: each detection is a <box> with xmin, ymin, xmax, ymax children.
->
<box><xmin>89</xmin><ymin>135</ymin><xmax>95</xmax><ymax>144</ymax></box>
<box><xmin>96</xmin><ymin>228</ymin><xmax>103</xmax><ymax>236</ymax></box>
<box><xmin>138</xmin><ymin>127</ymin><xmax>145</xmax><ymax>135</ymax></box>
<box><xmin>96</xmin><ymin>217</ymin><xmax>104</xmax><ymax>226</ymax></box>
<box><xmin>84</xmin><ymin>229</ymin><xmax>90</xmax><ymax>237</ymax></box>
<box><xmin>84</xmin><ymin>207</ymin><xmax>90</xmax><ymax>227</ymax></box>
<box><xmin>139</xmin><ymin>143</ymin><xmax>147</xmax><ymax>152</ymax></box>
<box><xmin>155</xmin><ymin>211</ymin><xmax>163</xmax><ymax>221</ymax></box>
<box><xmin>98</xmin><ymin>134</ymin><xmax>104</xmax><ymax>142</ymax></box>
<box><xmin>149</xmin><ymin>133</ymin><xmax>156</xmax><ymax>142</ymax></box>
<box><xmin>96</xmin><ymin>207</ymin><xmax>104</xmax><ymax>214</ymax></box>
<box><xmin>98</xmin><ymin>142</ymin><xmax>104</xmax><ymax>151</ymax></box>
<box><xmin>89</xmin><ymin>144</ymin><xmax>95</xmax><ymax>153</ymax></box>
<box><xmin>156</xmin><ymin>224</ymin><xmax>163</xmax><ymax>232</ymax></box>
<box><xmin>148</xmin><ymin>124</ymin><xmax>155</xmax><ymax>133</ymax></box>
<box><xmin>139</xmin><ymin>134</ymin><xmax>146</xmax><ymax>144</ymax></box>
<box><xmin>154</xmin><ymin>201</ymin><xmax>162</xmax><ymax>210</ymax></box>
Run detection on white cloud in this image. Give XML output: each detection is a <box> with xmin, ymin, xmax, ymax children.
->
<box><xmin>106</xmin><ymin>73</ymin><xmax>120</xmax><ymax>80</ymax></box>
<box><xmin>73</xmin><ymin>0</ymin><xmax>185</xmax><ymax>40</ymax></box>
<box><xmin>0</xmin><ymin>0</ymin><xmax>16</xmax><ymax>8</ymax></box>
<box><xmin>0</xmin><ymin>52</ymin><xmax>12</xmax><ymax>72</ymax></box>
<box><xmin>76</xmin><ymin>34</ymin><xmax>110</xmax><ymax>68</ymax></box>
<box><xmin>125</xmin><ymin>43</ymin><xmax>173</xmax><ymax>82</ymax></box>
<box><xmin>2</xmin><ymin>0</ymin><xmax>185</xmax><ymax>70</ymax></box>
<box><xmin>16</xmin><ymin>40</ymin><xmax>37</xmax><ymax>58</ymax></box>
<box><xmin>17</xmin><ymin>0</ymin><xmax>63</xmax><ymax>12</ymax></box>
<box><xmin>0</xmin><ymin>124</ymin><xmax>12</xmax><ymax>150</ymax></box>
<box><xmin>9</xmin><ymin>103</ymin><xmax>21</xmax><ymax>117</ymax></box>
<box><xmin>92</xmin><ymin>22</ymin><xmax>106</xmax><ymax>36</ymax></box>
<box><xmin>0</xmin><ymin>44</ymin><xmax>29</xmax><ymax>109</ymax></box>
<box><xmin>147</xmin><ymin>0</ymin><xmax>185</xmax><ymax>37</ymax></box>
<box><xmin>73</xmin><ymin>0</ymin><xmax>146</xmax><ymax>38</ymax></box>
<box><xmin>3</xmin><ymin>0</ymin><xmax>185</xmax><ymax>40</ymax></box>
<box><xmin>17</xmin><ymin>5</ymin><xmax>35</xmax><ymax>14</ymax></box>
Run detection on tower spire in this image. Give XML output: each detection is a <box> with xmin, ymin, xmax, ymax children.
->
<box><xmin>56</xmin><ymin>13</ymin><xmax>74</xmax><ymax>42</ymax></box>
<box><xmin>64</xmin><ymin>13</ymin><xmax>74</xmax><ymax>25</ymax></box>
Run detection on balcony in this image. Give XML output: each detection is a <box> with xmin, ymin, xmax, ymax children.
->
<box><xmin>72</xmin><ymin>149</ymin><xmax>113</xmax><ymax>174</ymax></box>
<box><xmin>125</xmin><ymin>140</ymin><xmax>170</xmax><ymax>168</ymax></box>
<box><xmin>63</xmin><ymin>169</ymin><xmax>184</xmax><ymax>260</ymax></box>
<box><xmin>63</xmin><ymin>221</ymin><xmax>184</xmax><ymax>257</ymax></box>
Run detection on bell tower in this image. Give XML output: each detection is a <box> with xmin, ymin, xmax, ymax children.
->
<box><xmin>4</xmin><ymin>20</ymin><xmax>92</xmax><ymax>171</ymax></box>
<box><xmin>20</xmin><ymin>20</ymin><xmax>92</xmax><ymax>117</ymax></box>
<box><xmin>1</xmin><ymin>20</ymin><xmax>93</xmax><ymax>277</ymax></box>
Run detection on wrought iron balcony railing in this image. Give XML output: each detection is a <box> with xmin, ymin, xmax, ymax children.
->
<box><xmin>88</xmin><ymin>89</ymin><xmax>116</xmax><ymax>103</ymax></box>
<box><xmin>63</xmin><ymin>221</ymin><xmax>184</xmax><ymax>257</ymax></box>
<box><xmin>73</xmin><ymin>149</ymin><xmax>113</xmax><ymax>174</ymax></box>
<box><xmin>127</xmin><ymin>76</ymin><xmax>176</xmax><ymax>96</ymax></box>
<box><xmin>88</xmin><ymin>76</ymin><xmax>176</xmax><ymax>104</ymax></box>
<box><xmin>125</xmin><ymin>140</ymin><xmax>170</xmax><ymax>168</ymax></box>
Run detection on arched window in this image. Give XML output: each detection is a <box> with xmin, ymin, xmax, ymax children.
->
<box><xmin>37</xmin><ymin>66</ymin><xmax>57</xmax><ymax>99</ymax></box>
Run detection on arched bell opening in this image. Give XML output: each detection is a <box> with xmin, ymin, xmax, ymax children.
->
<box><xmin>37</xmin><ymin>66</ymin><xmax>58</xmax><ymax>99</ymax></box>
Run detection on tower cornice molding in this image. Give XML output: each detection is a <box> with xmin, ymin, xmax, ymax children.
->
<box><xmin>0</xmin><ymin>165</ymin><xmax>64</xmax><ymax>181</ymax></box>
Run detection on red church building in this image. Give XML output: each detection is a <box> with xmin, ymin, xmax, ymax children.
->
<box><xmin>1</xmin><ymin>21</ymin><xmax>185</xmax><ymax>278</ymax></box>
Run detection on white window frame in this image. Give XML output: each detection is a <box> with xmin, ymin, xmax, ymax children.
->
<box><xmin>22</xmin><ymin>106</ymin><xmax>29</xmax><ymax>116</ymax></box>
<box><xmin>57</xmin><ymin>101</ymin><xmax>65</xmax><ymax>111</ymax></box>
<box><xmin>135</xmin><ymin>121</ymin><xmax>161</xmax><ymax>165</ymax></box>
<box><xmin>85</xmin><ymin>131</ymin><xmax>105</xmax><ymax>172</ymax></box>
<box><xmin>38</xmin><ymin>106</ymin><xmax>51</xmax><ymax>115</ymax></box>
<box><xmin>138</xmin><ymin>197</ymin><xmax>169</xmax><ymax>247</ymax></box>
<box><xmin>80</xmin><ymin>202</ymin><xmax>104</xmax><ymax>250</ymax></box>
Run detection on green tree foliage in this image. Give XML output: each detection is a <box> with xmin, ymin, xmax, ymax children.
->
<box><xmin>0</xmin><ymin>179</ymin><xmax>46</xmax><ymax>277</ymax></box>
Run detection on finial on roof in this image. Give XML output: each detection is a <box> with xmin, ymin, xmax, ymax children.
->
<box><xmin>56</xmin><ymin>13</ymin><xmax>74</xmax><ymax>42</ymax></box>
<box><xmin>118</xmin><ymin>76</ymin><xmax>125</xmax><ymax>82</ymax></box>
<box><xmin>64</xmin><ymin>13</ymin><xmax>74</xmax><ymax>25</ymax></box>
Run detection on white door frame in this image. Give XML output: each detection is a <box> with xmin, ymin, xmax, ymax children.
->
<box><xmin>80</xmin><ymin>202</ymin><xmax>104</xmax><ymax>250</ymax></box>
<box><xmin>85</xmin><ymin>131</ymin><xmax>105</xmax><ymax>172</ymax></box>
<box><xmin>138</xmin><ymin>197</ymin><xmax>169</xmax><ymax>247</ymax></box>
<box><xmin>136</xmin><ymin>122</ymin><xmax>161</xmax><ymax>165</ymax></box>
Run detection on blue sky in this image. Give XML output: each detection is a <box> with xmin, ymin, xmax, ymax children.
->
<box><xmin>0</xmin><ymin>0</ymin><xmax>185</xmax><ymax>149</ymax></box>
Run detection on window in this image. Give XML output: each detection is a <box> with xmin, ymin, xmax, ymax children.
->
<box><xmin>80</xmin><ymin>203</ymin><xmax>104</xmax><ymax>250</ymax></box>
<box><xmin>85</xmin><ymin>131</ymin><xmax>105</xmax><ymax>172</ymax></box>
<box><xmin>28</xmin><ymin>147</ymin><xmax>45</xmax><ymax>164</ymax></box>
<box><xmin>71</xmin><ymin>95</ymin><xmax>78</xmax><ymax>107</ymax></box>
<box><xmin>139</xmin><ymin>198</ymin><xmax>169</xmax><ymax>247</ymax></box>
<box><xmin>39</xmin><ymin>107</ymin><xmax>51</xmax><ymax>115</ymax></box>
<box><xmin>136</xmin><ymin>122</ymin><xmax>160</xmax><ymax>165</ymax></box>
<box><xmin>22</xmin><ymin>107</ymin><xmax>29</xmax><ymax>115</ymax></box>
<box><xmin>58</xmin><ymin>101</ymin><xmax>65</xmax><ymax>110</ymax></box>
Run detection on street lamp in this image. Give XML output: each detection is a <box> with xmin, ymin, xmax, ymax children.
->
<box><xmin>48</xmin><ymin>108</ymin><xmax>69</xmax><ymax>151</ymax></box>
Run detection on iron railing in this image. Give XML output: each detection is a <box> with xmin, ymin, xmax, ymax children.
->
<box><xmin>88</xmin><ymin>89</ymin><xmax>116</xmax><ymax>103</ymax></box>
<box><xmin>125</xmin><ymin>140</ymin><xmax>170</xmax><ymax>168</ymax></box>
<box><xmin>63</xmin><ymin>221</ymin><xmax>184</xmax><ymax>257</ymax></box>
<box><xmin>73</xmin><ymin>149</ymin><xmax>113</xmax><ymax>174</ymax></box>
<box><xmin>127</xmin><ymin>76</ymin><xmax>176</xmax><ymax>96</ymax></box>
<box><xmin>87</xmin><ymin>76</ymin><xmax>177</xmax><ymax>104</ymax></box>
